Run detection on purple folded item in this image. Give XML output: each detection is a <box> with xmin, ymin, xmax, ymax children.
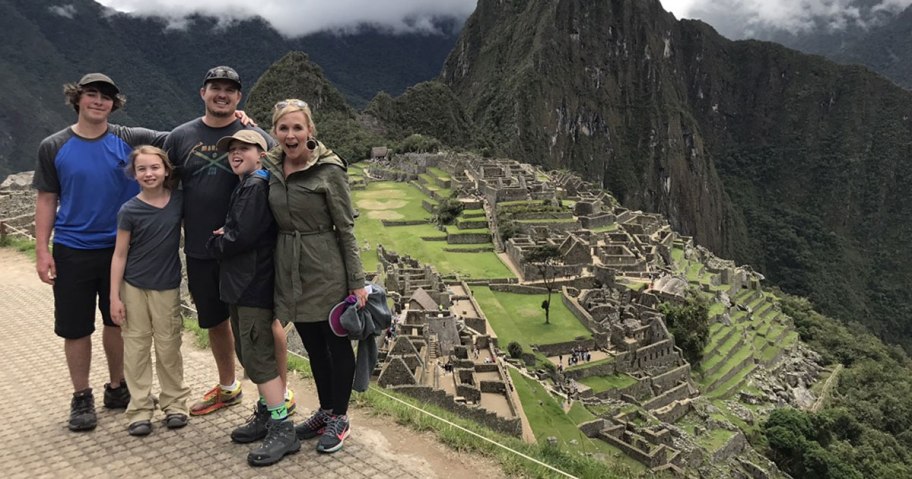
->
<box><xmin>329</xmin><ymin>295</ymin><xmax>358</xmax><ymax>337</ymax></box>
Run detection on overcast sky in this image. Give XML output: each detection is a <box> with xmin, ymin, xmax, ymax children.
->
<box><xmin>93</xmin><ymin>0</ymin><xmax>912</xmax><ymax>38</ymax></box>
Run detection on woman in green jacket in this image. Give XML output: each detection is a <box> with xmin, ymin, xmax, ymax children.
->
<box><xmin>264</xmin><ymin>99</ymin><xmax>367</xmax><ymax>454</ymax></box>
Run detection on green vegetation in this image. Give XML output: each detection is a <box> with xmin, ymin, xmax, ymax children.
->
<box><xmin>352</xmin><ymin>181</ymin><xmax>510</xmax><ymax>278</ymax></box>
<box><xmin>508</xmin><ymin>369</ymin><xmax>645</xmax><ymax>474</ymax></box>
<box><xmin>472</xmin><ymin>286</ymin><xmax>590</xmax><ymax>352</ymax></box>
<box><xmin>751</xmin><ymin>292</ymin><xmax>912</xmax><ymax>478</ymax></box>
<box><xmin>0</xmin><ymin>236</ymin><xmax>36</xmax><ymax>259</ymax></box>
<box><xmin>659</xmin><ymin>289</ymin><xmax>710</xmax><ymax>366</ymax></box>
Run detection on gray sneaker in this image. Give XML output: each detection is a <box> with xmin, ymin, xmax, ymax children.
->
<box><xmin>247</xmin><ymin>419</ymin><xmax>301</xmax><ymax>467</ymax></box>
<box><xmin>231</xmin><ymin>402</ymin><xmax>270</xmax><ymax>443</ymax></box>
<box><xmin>68</xmin><ymin>389</ymin><xmax>97</xmax><ymax>432</ymax></box>
<box><xmin>316</xmin><ymin>414</ymin><xmax>350</xmax><ymax>453</ymax></box>
<box><xmin>294</xmin><ymin>408</ymin><xmax>331</xmax><ymax>440</ymax></box>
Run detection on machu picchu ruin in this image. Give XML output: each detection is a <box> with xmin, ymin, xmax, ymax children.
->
<box><xmin>337</xmin><ymin>151</ymin><xmax>829</xmax><ymax>477</ymax></box>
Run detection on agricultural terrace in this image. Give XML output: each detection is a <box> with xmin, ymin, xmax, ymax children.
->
<box><xmin>352</xmin><ymin>180</ymin><xmax>511</xmax><ymax>279</ymax></box>
<box><xmin>508</xmin><ymin>369</ymin><xmax>645</xmax><ymax>474</ymax></box>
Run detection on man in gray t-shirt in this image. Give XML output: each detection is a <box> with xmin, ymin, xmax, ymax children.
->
<box><xmin>163</xmin><ymin>66</ymin><xmax>291</xmax><ymax>416</ymax></box>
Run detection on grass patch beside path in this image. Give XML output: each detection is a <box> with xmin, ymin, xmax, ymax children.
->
<box><xmin>472</xmin><ymin>286</ymin><xmax>591</xmax><ymax>351</ymax></box>
<box><xmin>0</xmin><ymin>236</ymin><xmax>36</xmax><ymax>259</ymax></box>
<box><xmin>509</xmin><ymin>369</ymin><xmax>646</xmax><ymax>475</ymax></box>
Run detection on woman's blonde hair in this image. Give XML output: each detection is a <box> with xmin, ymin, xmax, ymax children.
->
<box><xmin>126</xmin><ymin>145</ymin><xmax>178</xmax><ymax>190</ymax></box>
<box><xmin>271</xmin><ymin>99</ymin><xmax>317</xmax><ymax>137</ymax></box>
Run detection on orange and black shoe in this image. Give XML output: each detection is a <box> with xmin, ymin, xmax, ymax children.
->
<box><xmin>190</xmin><ymin>384</ymin><xmax>243</xmax><ymax>416</ymax></box>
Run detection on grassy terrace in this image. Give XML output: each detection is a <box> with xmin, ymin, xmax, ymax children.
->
<box><xmin>514</xmin><ymin>218</ymin><xmax>577</xmax><ymax>224</ymax></box>
<box><xmin>508</xmin><ymin>369</ymin><xmax>645</xmax><ymax>474</ymax></box>
<box><xmin>589</xmin><ymin>223</ymin><xmax>618</xmax><ymax>233</ymax></box>
<box><xmin>353</xmin><ymin>181</ymin><xmax>511</xmax><ymax>278</ymax></box>
<box><xmin>472</xmin><ymin>286</ymin><xmax>590</xmax><ymax>351</ymax></box>
<box><xmin>418</xmin><ymin>173</ymin><xmax>452</xmax><ymax>197</ymax></box>
<box><xmin>427</xmin><ymin>166</ymin><xmax>450</xmax><ymax>180</ymax></box>
<box><xmin>578</xmin><ymin>373</ymin><xmax>637</xmax><ymax>393</ymax></box>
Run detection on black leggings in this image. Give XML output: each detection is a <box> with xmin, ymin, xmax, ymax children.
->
<box><xmin>294</xmin><ymin>321</ymin><xmax>355</xmax><ymax>416</ymax></box>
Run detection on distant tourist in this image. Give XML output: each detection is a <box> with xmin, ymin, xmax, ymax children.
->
<box><xmin>264</xmin><ymin>99</ymin><xmax>367</xmax><ymax>454</ymax></box>
<box><xmin>33</xmin><ymin>73</ymin><xmax>166</xmax><ymax>431</ymax></box>
<box><xmin>206</xmin><ymin>130</ymin><xmax>298</xmax><ymax>466</ymax></box>
<box><xmin>163</xmin><ymin>66</ymin><xmax>293</xmax><ymax>417</ymax></box>
<box><xmin>109</xmin><ymin>146</ymin><xmax>189</xmax><ymax>436</ymax></box>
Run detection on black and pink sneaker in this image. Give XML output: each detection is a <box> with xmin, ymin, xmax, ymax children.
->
<box><xmin>316</xmin><ymin>414</ymin><xmax>350</xmax><ymax>453</ymax></box>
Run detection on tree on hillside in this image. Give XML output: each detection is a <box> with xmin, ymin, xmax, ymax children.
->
<box><xmin>526</xmin><ymin>244</ymin><xmax>562</xmax><ymax>325</ymax></box>
<box><xmin>659</xmin><ymin>289</ymin><xmax>710</xmax><ymax>366</ymax></box>
<box><xmin>434</xmin><ymin>197</ymin><xmax>464</xmax><ymax>226</ymax></box>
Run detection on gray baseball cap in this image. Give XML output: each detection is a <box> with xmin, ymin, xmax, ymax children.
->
<box><xmin>78</xmin><ymin>73</ymin><xmax>120</xmax><ymax>95</ymax></box>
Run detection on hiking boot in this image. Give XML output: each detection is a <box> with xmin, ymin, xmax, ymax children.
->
<box><xmin>190</xmin><ymin>384</ymin><xmax>242</xmax><ymax>416</ymax></box>
<box><xmin>69</xmin><ymin>389</ymin><xmax>97</xmax><ymax>432</ymax></box>
<box><xmin>294</xmin><ymin>408</ymin><xmax>331</xmax><ymax>440</ymax></box>
<box><xmin>231</xmin><ymin>402</ymin><xmax>270</xmax><ymax>443</ymax></box>
<box><xmin>285</xmin><ymin>389</ymin><xmax>296</xmax><ymax>416</ymax></box>
<box><xmin>103</xmin><ymin>380</ymin><xmax>130</xmax><ymax>409</ymax></box>
<box><xmin>316</xmin><ymin>414</ymin><xmax>350</xmax><ymax>454</ymax></box>
<box><xmin>247</xmin><ymin>419</ymin><xmax>301</xmax><ymax>467</ymax></box>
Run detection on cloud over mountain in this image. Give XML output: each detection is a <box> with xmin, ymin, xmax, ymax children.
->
<box><xmin>661</xmin><ymin>0</ymin><xmax>912</xmax><ymax>38</ymax></box>
<box><xmin>94</xmin><ymin>0</ymin><xmax>476</xmax><ymax>36</ymax></box>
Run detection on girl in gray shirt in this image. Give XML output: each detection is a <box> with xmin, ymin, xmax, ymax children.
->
<box><xmin>110</xmin><ymin>145</ymin><xmax>190</xmax><ymax>436</ymax></box>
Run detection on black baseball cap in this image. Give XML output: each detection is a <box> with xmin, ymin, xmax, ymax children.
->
<box><xmin>78</xmin><ymin>73</ymin><xmax>120</xmax><ymax>95</ymax></box>
<box><xmin>203</xmin><ymin>66</ymin><xmax>241</xmax><ymax>89</ymax></box>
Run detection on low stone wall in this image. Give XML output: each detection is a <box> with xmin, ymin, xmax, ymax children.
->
<box><xmin>480</xmin><ymin>381</ymin><xmax>506</xmax><ymax>393</ymax></box>
<box><xmin>456</xmin><ymin>384</ymin><xmax>482</xmax><ymax>402</ymax></box>
<box><xmin>561</xmin><ymin>290</ymin><xmax>603</xmax><ymax>335</ymax></box>
<box><xmin>381</xmin><ymin>219</ymin><xmax>429</xmax><ymax>227</ymax></box>
<box><xmin>642</xmin><ymin>382</ymin><xmax>691</xmax><ymax>411</ymax></box>
<box><xmin>653</xmin><ymin>399</ymin><xmax>693</xmax><ymax>423</ymax></box>
<box><xmin>367</xmin><ymin>168</ymin><xmax>417</xmax><ymax>182</ymax></box>
<box><xmin>520</xmin><ymin>263</ymin><xmax>584</xmax><ymax>281</ymax></box>
<box><xmin>594</xmin><ymin>378</ymin><xmax>651</xmax><ymax>401</ymax></box>
<box><xmin>562</xmin><ymin>360</ymin><xmax>618</xmax><ymax>381</ymax></box>
<box><xmin>457</xmin><ymin>219</ymin><xmax>489</xmax><ymax>230</ymax></box>
<box><xmin>489</xmin><ymin>283</ymin><xmax>548</xmax><ymax>294</ymax></box>
<box><xmin>389</xmin><ymin>385</ymin><xmax>523</xmax><ymax>437</ymax></box>
<box><xmin>443</xmin><ymin>246</ymin><xmax>495</xmax><ymax>253</ymax></box>
<box><xmin>422</xmin><ymin>199</ymin><xmax>436</xmax><ymax>213</ymax></box>
<box><xmin>712</xmin><ymin>431</ymin><xmax>747</xmax><ymax>462</ymax></box>
<box><xmin>708</xmin><ymin>355</ymin><xmax>755</xmax><ymax>391</ymax></box>
<box><xmin>534</xmin><ymin>339</ymin><xmax>597</xmax><ymax>357</ymax></box>
<box><xmin>651</xmin><ymin>364</ymin><xmax>691</xmax><ymax>394</ymax></box>
<box><xmin>447</xmin><ymin>232</ymin><xmax>491</xmax><ymax>244</ymax></box>
<box><xmin>579</xmin><ymin>213</ymin><xmax>615</xmax><ymax>229</ymax></box>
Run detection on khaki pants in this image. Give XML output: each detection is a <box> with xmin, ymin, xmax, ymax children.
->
<box><xmin>121</xmin><ymin>282</ymin><xmax>190</xmax><ymax>423</ymax></box>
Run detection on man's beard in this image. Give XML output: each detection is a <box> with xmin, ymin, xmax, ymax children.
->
<box><xmin>206</xmin><ymin>105</ymin><xmax>234</xmax><ymax>118</ymax></box>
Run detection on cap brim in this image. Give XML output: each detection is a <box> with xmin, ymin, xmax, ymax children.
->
<box><xmin>328</xmin><ymin>301</ymin><xmax>349</xmax><ymax>337</ymax></box>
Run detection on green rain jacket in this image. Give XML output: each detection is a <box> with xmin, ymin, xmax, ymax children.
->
<box><xmin>263</xmin><ymin>142</ymin><xmax>365</xmax><ymax>323</ymax></box>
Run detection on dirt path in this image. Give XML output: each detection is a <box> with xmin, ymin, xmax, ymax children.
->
<box><xmin>0</xmin><ymin>247</ymin><xmax>504</xmax><ymax>479</ymax></box>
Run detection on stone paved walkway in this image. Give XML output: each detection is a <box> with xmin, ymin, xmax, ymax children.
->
<box><xmin>0</xmin><ymin>249</ymin><xmax>499</xmax><ymax>478</ymax></box>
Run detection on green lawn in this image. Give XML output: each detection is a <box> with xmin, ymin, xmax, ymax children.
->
<box><xmin>354</xmin><ymin>181</ymin><xmax>433</xmax><ymax>222</ymax></box>
<box><xmin>508</xmin><ymin>370</ymin><xmax>646</xmax><ymax>474</ymax></box>
<box><xmin>353</xmin><ymin>181</ymin><xmax>511</xmax><ymax>279</ymax></box>
<box><xmin>472</xmin><ymin>286</ymin><xmax>590</xmax><ymax>350</ymax></box>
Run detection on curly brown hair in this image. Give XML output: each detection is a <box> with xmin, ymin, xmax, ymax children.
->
<box><xmin>63</xmin><ymin>83</ymin><xmax>126</xmax><ymax>113</ymax></box>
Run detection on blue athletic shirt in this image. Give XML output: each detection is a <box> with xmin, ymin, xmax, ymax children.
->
<box><xmin>32</xmin><ymin>124</ymin><xmax>167</xmax><ymax>250</ymax></box>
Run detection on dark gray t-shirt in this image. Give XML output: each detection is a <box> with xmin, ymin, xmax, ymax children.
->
<box><xmin>163</xmin><ymin>118</ymin><xmax>274</xmax><ymax>259</ymax></box>
<box><xmin>117</xmin><ymin>190</ymin><xmax>183</xmax><ymax>290</ymax></box>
